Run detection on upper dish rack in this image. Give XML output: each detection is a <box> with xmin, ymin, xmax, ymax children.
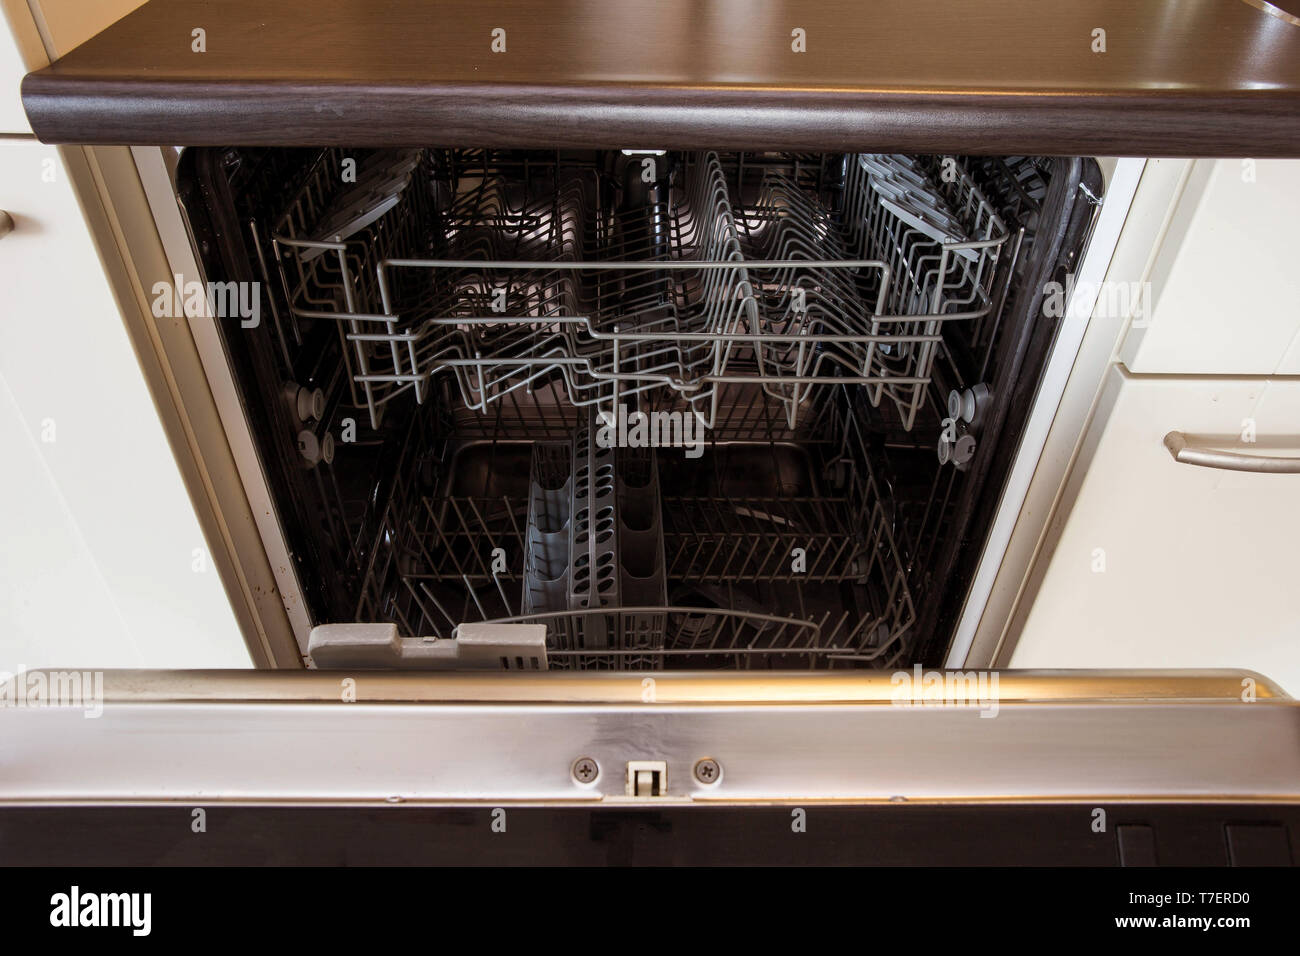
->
<box><xmin>268</xmin><ymin>150</ymin><xmax>1009</xmax><ymax>432</ymax></box>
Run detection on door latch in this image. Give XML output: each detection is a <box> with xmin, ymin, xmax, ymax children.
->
<box><xmin>626</xmin><ymin>761</ymin><xmax>667</xmax><ymax>797</ymax></box>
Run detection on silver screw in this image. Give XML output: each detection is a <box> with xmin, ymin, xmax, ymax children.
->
<box><xmin>693</xmin><ymin>758</ymin><xmax>722</xmax><ymax>785</ymax></box>
<box><xmin>571</xmin><ymin>757</ymin><xmax>600</xmax><ymax>784</ymax></box>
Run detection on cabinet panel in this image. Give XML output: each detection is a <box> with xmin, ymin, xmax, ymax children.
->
<box><xmin>1013</xmin><ymin>367</ymin><xmax>1300</xmax><ymax>694</ymax></box>
<box><xmin>0</xmin><ymin>139</ymin><xmax>249</xmax><ymax>669</ymax></box>
<box><xmin>1120</xmin><ymin>159</ymin><xmax>1300</xmax><ymax>375</ymax></box>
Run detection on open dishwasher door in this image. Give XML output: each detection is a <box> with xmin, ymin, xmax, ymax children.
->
<box><xmin>1</xmin><ymin>668</ymin><xmax>1298</xmax><ymax>865</ymax></box>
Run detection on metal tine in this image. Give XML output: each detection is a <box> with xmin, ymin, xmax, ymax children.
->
<box><xmin>490</xmin><ymin>566</ymin><xmax>517</xmax><ymax>618</ymax></box>
<box><xmin>415</xmin><ymin>580</ymin><xmax>460</xmax><ymax>632</ymax></box>
<box><xmin>461</xmin><ymin>573</ymin><xmax>489</xmax><ymax>621</ymax></box>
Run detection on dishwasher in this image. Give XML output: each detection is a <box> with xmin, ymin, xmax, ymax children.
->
<box><xmin>8</xmin><ymin>0</ymin><xmax>1300</xmax><ymax>865</ymax></box>
<box><xmin>179</xmin><ymin>147</ymin><xmax>1096</xmax><ymax>673</ymax></box>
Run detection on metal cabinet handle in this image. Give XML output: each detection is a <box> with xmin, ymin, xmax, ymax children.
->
<box><xmin>0</xmin><ymin>210</ymin><xmax>12</xmax><ymax>239</ymax></box>
<box><xmin>1163</xmin><ymin>431</ymin><xmax>1300</xmax><ymax>474</ymax></box>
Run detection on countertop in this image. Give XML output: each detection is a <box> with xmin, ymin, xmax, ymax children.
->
<box><xmin>21</xmin><ymin>0</ymin><xmax>1300</xmax><ymax>154</ymax></box>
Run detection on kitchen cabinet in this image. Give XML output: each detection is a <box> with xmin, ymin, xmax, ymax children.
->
<box><xmin>1119</xmin><ymin>158</ymin><xmax>1300</xmax><ymax>375</ymax></box>
<box><xmin>0</xmin><ymin>137</ymin><xmax>250</xmax><ymax>670</ymax></box>
<box><xmin>3</xmin><ymin>0</ymin><xmax>1300</xmax><ymax>846</ymax></box>
<box><xmin>1011</xmin><ymin>367</ymin><xmax>1300</xmax><ymax>694</ymax></box>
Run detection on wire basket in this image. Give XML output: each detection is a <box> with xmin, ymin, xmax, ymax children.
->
<box><xmin>270</xmin><ymin>150</ymin><xmax>1009</xmax><ymax>432</ymax></box>
<box><xmin>354</xmin><ymin>384</ymin><xmax>917</xmax><ymax>669</ymax></box>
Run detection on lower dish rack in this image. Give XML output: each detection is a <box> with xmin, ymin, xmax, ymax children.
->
<box><xmin>348</xmin><ymin>383</ymin><xmax>916</xmax><ymax>670</ymax></box>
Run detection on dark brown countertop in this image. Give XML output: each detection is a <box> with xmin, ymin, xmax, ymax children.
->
<box><xmin>20</xmin><ymin>0</ymin><xmax>1300</xmax><ymax>154</ymax></box>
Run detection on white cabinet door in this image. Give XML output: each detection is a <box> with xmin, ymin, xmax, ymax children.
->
<box><xmin>0</xmin><ymin>139</ymin><xmax>250</xmax><ymax>670</ymax></box>
<box><xmin>1012</xmin><ymin>366</ymin><xmax>1300</xmax><ymax>694</ymax></box>
<box><xmin>1119</xmin><ymin>159</ymin><xmax>1300</xmax><ymax>375</ymax></box>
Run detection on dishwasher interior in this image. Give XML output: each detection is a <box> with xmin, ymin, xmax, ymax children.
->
<box><xmin>179</xmin><ymin>148</ymin><xmax>1100</xmax><ymax>670</ymax></box>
